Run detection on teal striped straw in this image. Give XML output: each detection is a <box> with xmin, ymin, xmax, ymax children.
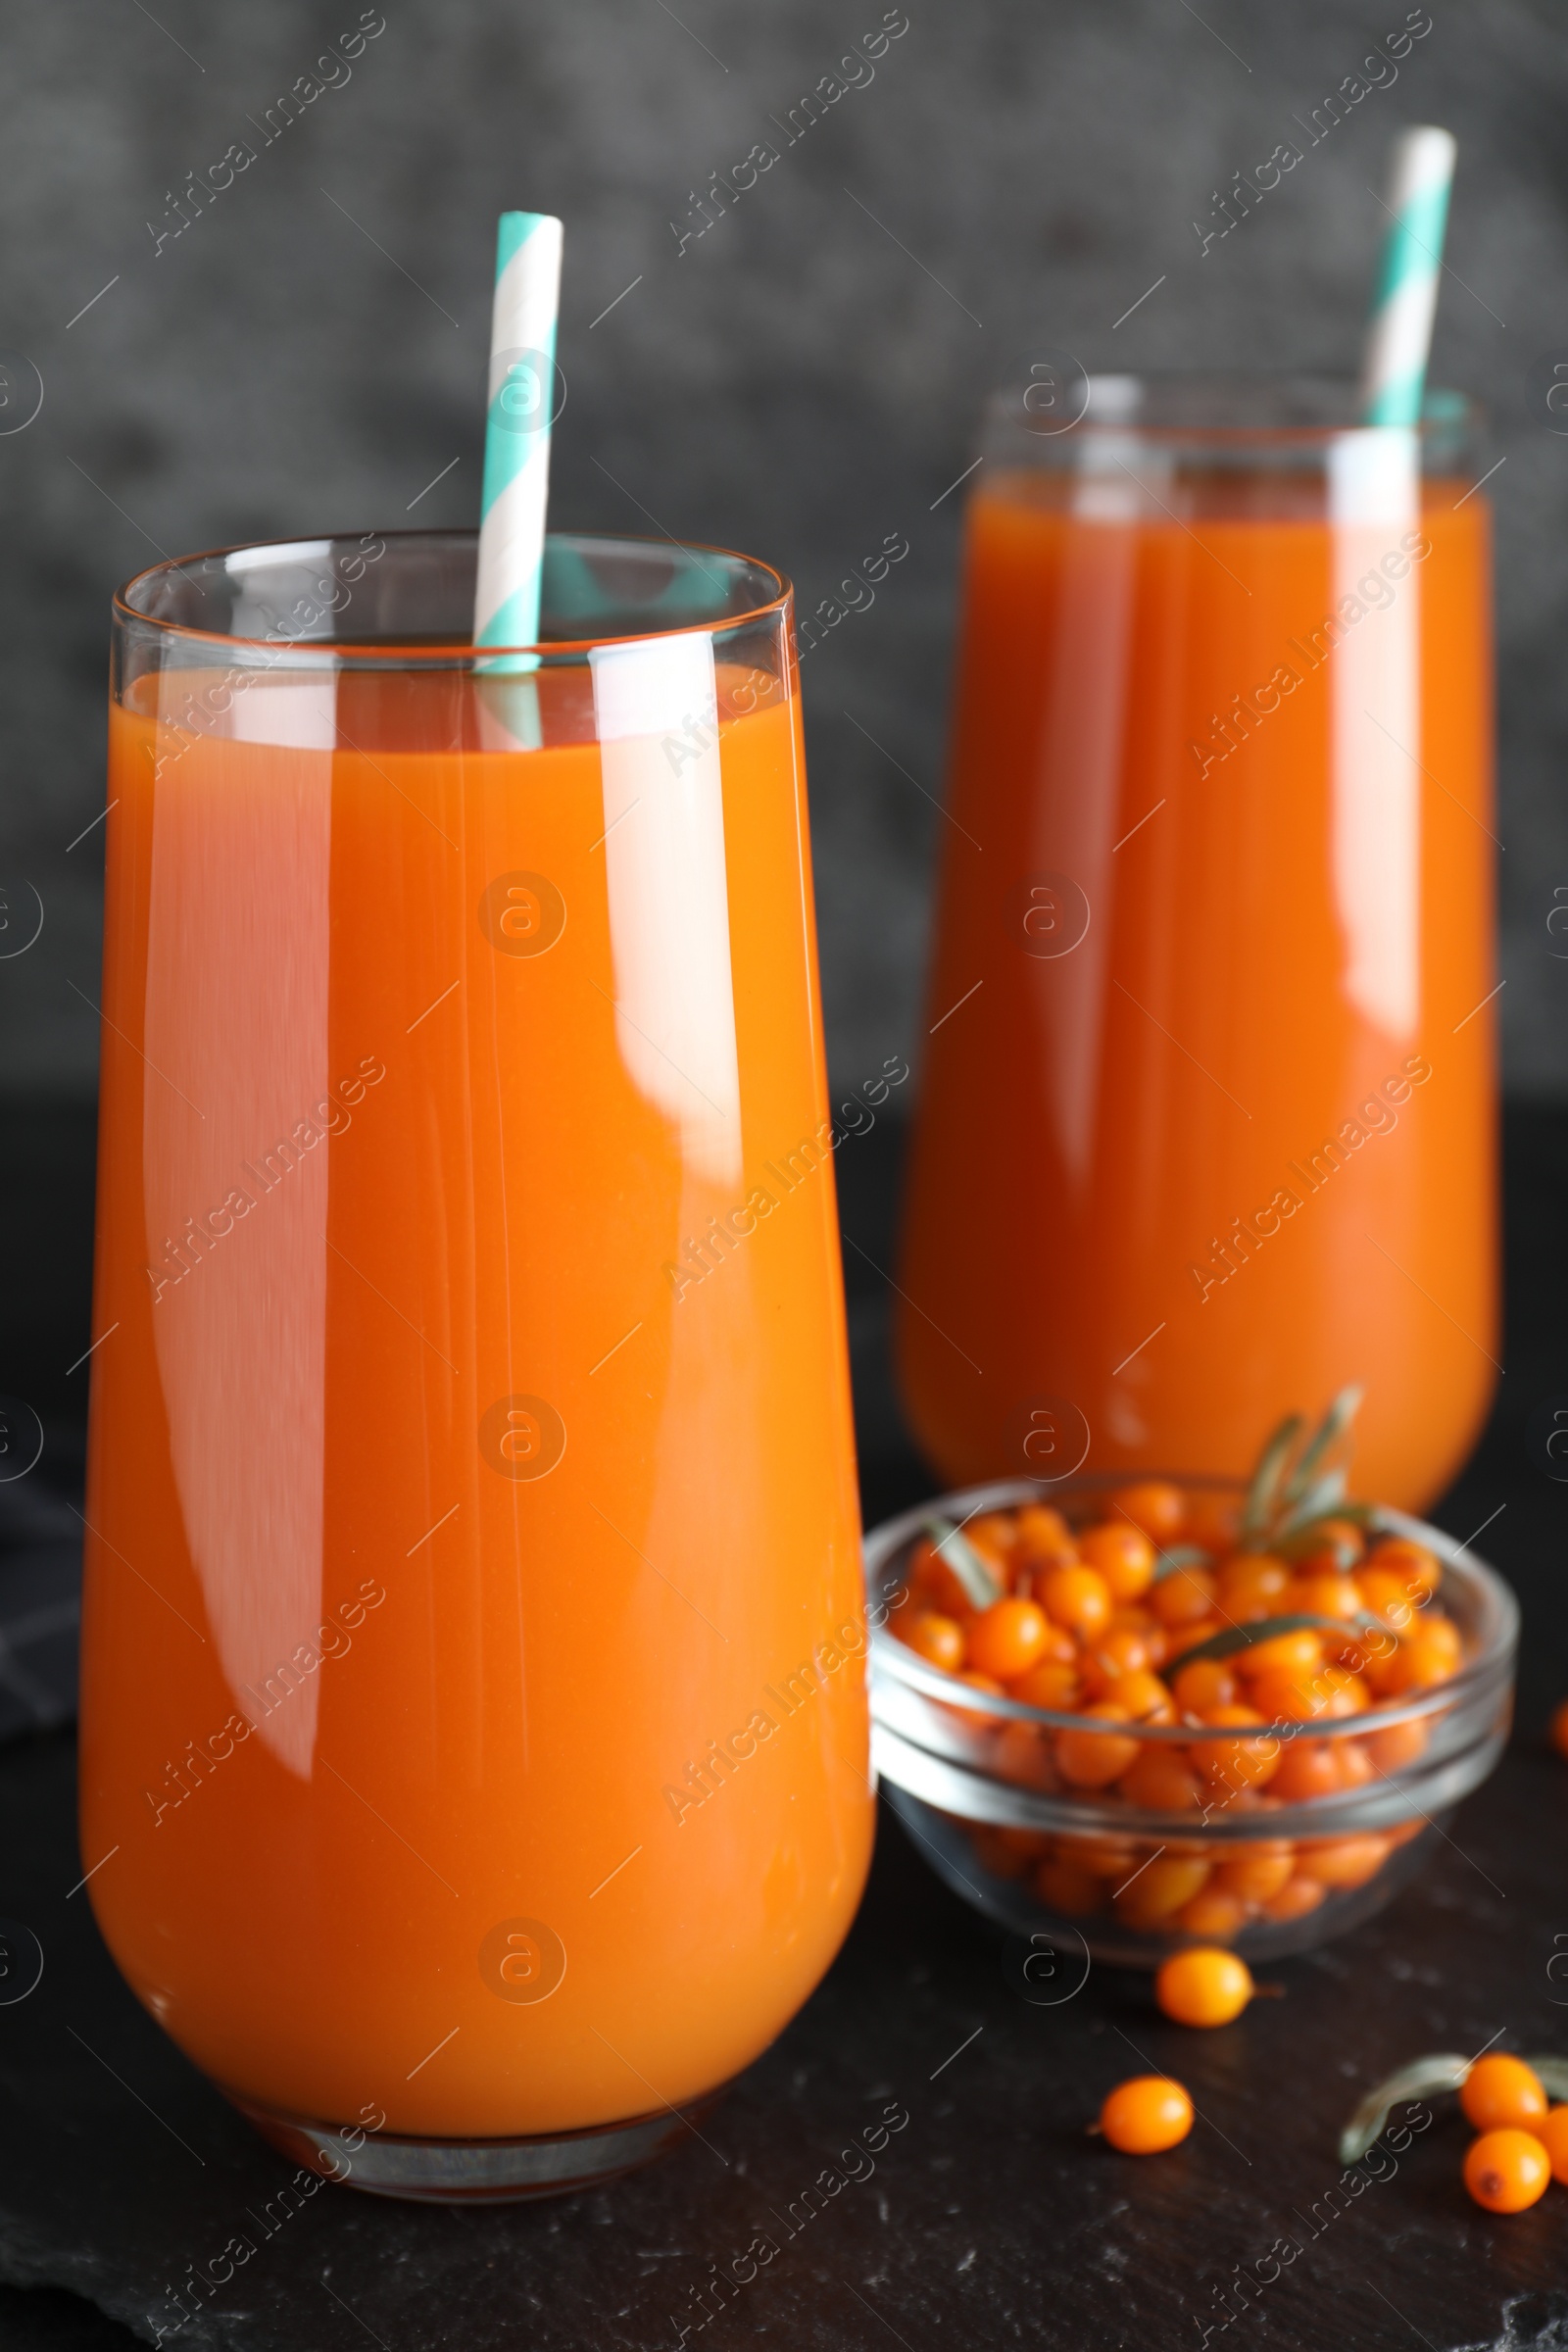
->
<box><xmin>473</xmin><ymin>211</ymin><xmax>563</xmax><ymax>664</ymax></box>
<box><xmin>1358</xmin><ymin>127</ymin><xmax>1456</xmax><ymax>428</ymax></box>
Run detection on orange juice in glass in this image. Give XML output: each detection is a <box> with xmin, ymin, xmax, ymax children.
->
<box><xmin>898</xmin><ymin>378</ymin><xmax>1495</xmax><ymax>1511</ymax></box>
<box><xmin>80</xmin><ymin>531</ymin><xmax>872</xmax><ymax>2199</ymax></box>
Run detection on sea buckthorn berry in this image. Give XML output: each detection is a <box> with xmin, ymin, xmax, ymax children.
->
<box><xmin>1172</xmin><ymin>1656</ymin><xmax>1238</xmax><ymax>1717</ymax></box>
<box><xmin>1260</xmin><ymin>1874</ymin><xmax>1326</xmax><ymax>1922</ymax></box>
<box><xmin>1154</xmin><ymin>1946</ymin><xmax>1254</xmax><ymax>2028</ymax></box>
<box><xmin>1214</xmin><ymin>1846</ymin><xmax>1295</xmax><ymax>1904</ymax></box>
<box><xmin>1035</xmin><ymin>1855</ymin><xmax>1105</xmax><ymax>1916</ymax></box>
<box><xmin>1267</xmin><ymin>1738</ymin><xmax>1344</xmax><ymax>1803</ymax></box>
<box><xmin>1538</xmin><ymin>2106</ymin><xmax>1568</xmax><ymax>2184</ymax></box>
<box><xmin>1150</xmin><ymin>1565</ymin><xmax>1217</xmax><ymax>1627</ymax></box>
<box><xmin>1293</xmin><ymin>1835</ymin><xmax>1389</xmax><ymax>1888</ymax></box>
<box><xmin>967</xmin><ymin>1596</ymin><xmax>1051</xmax><ymax>1681</ymax></box>
<box><xmin>1177</xmin><ymin>1887</ymin><xmax>1249</xmax><ymax>1941</ymax></box>
<box><xmin>1163</xmin><ymin>1616</ymin><xmax>1224</xmax><ymax>1661</ymax></box>
<box><xmin>1099</xmin><ymin>2077</ymin><xmax>1194</xmax><ymax>2154</ymax></box>
<box><xmin>1460</xmin><ymin>2055</ymin><xmax>1548</xmax><ymax>2134</ymax></box>
<box><xmin>1355</xmin><ymin>1565</ymin><xmax>1421</xmax><ymax>1630</ymax></box>
<box><xmin>905</xmin><ymin>1611</ymin><xmax>966</xmax><ymax>1673</ymax></box>
<box><xmin>1295</xmin><ymin>1516</ymin><xmax>1365</xmax><ymax>1572</ymax></box>
<box><xmin>969</xmin><ymin>1826</ymin><xmax>1031</xmax><ymax>1880</ymax></box>
<box><xmin>1117</xmin><ymin>1744</ymin><xmax>1203</xmax><ymax>1812</ymax></box>
<box><xmin>965</xmin><ymin>1511</ymin><xmax>1019</xmax><ymax>1562</ymax></box>
<box><xmin>1373</xmin><ymin>1632</ymin><xmax>1450</xmax><ymax>1695</ymax></box>
<box><xmin>1038</xmin><ymin>1563</ymin><xmax>1113</xmax><ymax>1641</ymax></box>
<box><xmin>1317</xmin><ymin>1667</ymin><xmax>1373</xmax><ymax>1717</ymax></box>
<box><xmin>992</xmin><ymin>1720</ymin><xmax>1058</xmax><ymax>1792</ymax></box>
<box><xmin>1192</xmin><ymin>1705</ymin><xmax>1282</xmax><ymax>1792</ymax></box>
<box><xmin>1368</xmin><ymin>1535</ymin><xmax>1441</xmax><ymax>1600</ymax></box>
<box><xmin>1055</xmin><ymin>1703</ymin><xmax>1141</xmax><ymax>1788</ymax></box>
<box><xmin>964</xmin><ymin>1524</ymin><xmax>1015</xmax><ymax>1592</ymax></box>
<box><xmin>1079</xmin><ymin>1624</ymin><xmax>1155</xmax><ymax>1696</ymax></box>
<box><xmin>1067</xmin><ymin>1835</ymin><xmax>1138</xmax><ymax>1877</ymax></box>
<box><xmin>1361</xmin><ymin>1718</ymin><xmax>1429</xmax><ymax>1775</ymax></box>
<box><xmin>1284</xmin><ymin>1572</ymin><xmax>1363</xmax><ymax>1623</ymax></box>
<box><xmin>1008</xmin><ymin>1658</ymin><xmax>1081</xmax><ymax>1711</ymax></box>
<box><xmin>1108</xmin><ymin>1481</ymin><xmax>1187</xmax><ymax>1544</ymax></box>
<box><xmin>1216</xmin><ymin>1553</ymin><xmax>1292</xmax><ymax>1621</ymax></box>
<box><xmin>1113</xmin><ymin>1854</ymin><xmax>1211</xmax><ymax>1925</ymax></box>
<box><xmin>1550</xmin><ymin>1698</ymin><xmax>1568</xmax><ymax>1761</ymax></box>
<box><xmin>1079</xmin><ymin>1521</ymin><xmax>1157</xmax><ymax>1602</ymax></box>
<box><xmin>1237</xmin><ymin>1626</ymin><xmax>1324</xmax><ymax>1681</ymax></box>
<box><xmin>1333</xmin><ymin>1740</ymin><xmax>1374</xmax><ymax>1789</ymax></box>
<box><xmin>1014</xmin><ymin>1503</ymin><xmax>1073</xmax><ymax>1559</ymax></box>
<box><xmin>1463</xmin><ymin>2128</ymin><xmax>1551</xmax><ymax>2214</ymax></box>
<box><xmin>1237</xmin><ymin>1665</ymin><xmax>1322</xmax><ymax>1721</ymax></box>
<box><xmin>1101</xmin><ymin>1668</ymin><xmax>1176</xmax><ymax>1724</ymax></box>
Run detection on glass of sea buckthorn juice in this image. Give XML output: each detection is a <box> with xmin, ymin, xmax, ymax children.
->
<box><xmin>79</xmin><ymin>529</ymin><xmax>871</xmax><ymax>2198</ymax></box>
<box><xmin>898</xmin><ymin>376</ymin><xmax>1495</xmax><ymax>1508</ymax></box>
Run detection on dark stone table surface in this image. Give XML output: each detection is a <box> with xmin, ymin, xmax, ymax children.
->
<box><xmin>3</xmin><ymin>1104</ymin><xmax>1568</xmax><ymax>2352</ymax></box>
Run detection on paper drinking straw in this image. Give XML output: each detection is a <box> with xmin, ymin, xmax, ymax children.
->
<box><xmin>1358</xmin><ymin>126</ymin><xmax>1456</xmax><ymax>428</ymax></box>
<box><xmin>473</xmin><ymin>210</ymin><xmax>564</xmax><ymax>658</ymax></box>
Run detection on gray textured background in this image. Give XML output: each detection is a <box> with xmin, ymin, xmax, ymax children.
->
<box><xmin>0</xmin><ymin>0</ymin><xmax>1560</xmax><ymax>1101</ymax></box>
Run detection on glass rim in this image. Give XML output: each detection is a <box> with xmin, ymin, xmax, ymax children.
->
<box><xmin>986</xmin><ymin>371</ymin><xmax>1482</xmax><ymax>447</ymax></box>
<box><xmin>864</xmin><ymin>1472</ymin><xmax>1518</xmax><ymax>1743</ymax></box>
<box><xmin>112</xmin><ymin>526</ymin><xmax>794</xmax><ymax>663</ymax></box>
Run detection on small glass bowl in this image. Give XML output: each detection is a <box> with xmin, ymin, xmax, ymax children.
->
<box><xmin>865</xmin><ymin>1475</ymin><xmax>1517</xmax><ymax>1965</ymax></box>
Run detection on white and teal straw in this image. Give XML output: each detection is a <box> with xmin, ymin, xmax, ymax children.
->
<box><xmin>1358</xmin><ymin>127</ymin><xmax>1456</xmax><ymax>428</ymax></box>
<box><xmin>473</xmin><ymin>210</ymin><xmax>564</xmax><ymax>658</ymax></box>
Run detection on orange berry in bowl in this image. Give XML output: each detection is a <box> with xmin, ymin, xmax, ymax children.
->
<box><xmin>1267</xmin><ymin>1737</ymin><xmax>1344</xmax><ymax>1802</ymax></box>
<box><xmin>1150</xmin><ymin>1565</ymin><xmax>1217</xmax><ymax>1627</ymax></box>
<box><xmin>1293</xmin><ymin>1835</ymin><xmax>1390</xmax><ymax>1889</ymax></box>
<box><xmin>1367</xmin><ymin>1534</ymin><xmax>1442</xmax><ymax>1600</ymax></box>
<box><xmin>1355</xmin><ymin>1564</ymin><xmax>1422</xmax><ymax>1630</ymax></box>
<box><xmin>1164</xmin><ymin>1616</ymin><xmax>1226</xmax><ymax>1662</ymax></box>
<box><xmin>1213</xmin><ymin>1845</ymin><xmax>1295</xmax><ymax>1903</ymax></box>
<box><xmin>1013</xmin><ymin>1502</ymin><xmax>1073</xmax><ymax>1560</ymax></box>
<box><xmin>1332</xmin><ymin>1740</ymin><xmax>1375</xmax><ymax>1790</ymax></box>
<box><xmin>905</xmin><ymin>1611</ymin><xmax>967</xmax><ymax>1673</ymax></box>
<box><xmin>991</xmin><ymin>1720</ymin><xmax>1059</xmax><ymax>1792</ymax></box>
<box><xmin>1101</xmin><ymin>1668</ymin><xmax>1177</xmax><ymax>1724</ymax></box>
<box><xmin>1079</xmin><ymin>1520</ymin><xmax>1157</xmax><ymax>1602</ymax></box>
<box><xmin>1460</xmin><ymin>2054</ymin><xmax>1548</xmax><ymax>2133</ymax></box>
<box><xmin>1113</xmin><ymin>1854</ymin><xmax>1211</xmax><ymax>1926</ymax></box>
<box><xmin>1099</xmin><ymin>2076</ymin><xmax>1194</xmax><ymax>2154</ymax></box>
<box><xmin>1034</xmin><ymin>1855</ymin><xmax>1105</xmax><ymax>1916</ymax></box>
<box><xmin>1079</xmin><ymin>1624</ymin><xmax>1155</xmax><ymax>1696</ymax></box>
<box><xmin>1237</xmin><ymin>1626</ymin><xmax>1325</xmax><ymax>1681</ymax></box>
<box><xmin>1176</xmin><ymin>1887</ymin><xmax>1249</xmax><ymax>1941</ymax></box>
<box><xmin>1117</xmin><ymin>1744</ymin><xmax>1203</xmax><ymax>1812</ymax></box>
<box><xmin>1317</xmin><ymin>1666</ymin><xmax>1374</xmax><ymax>1717</ymax></box>
<box><xmin>1537</xmin><ymin>2105</ymin><xmax>1568</xmax><ymax>2183</ymax></box>
<box><xmin>1108</xmin><ymin>1481</ymin><xmax>1187</xmax><ymax>1544</ymax></box>
<box><xmin>1038</xmin><ymin>1563</ymin><xmax>1113</xmax><ymax>1641</ymax></box>
<box><xmin>1171</xmin><ymin>1656</ymin><xmax>1238</xmax><ymax>1717</ymax></box>
<box><xmin>1008</xmin><ymin>1657</ymin><xmax>1081</xmax><ymax>1711</ymax></box>
<box><xmin>1055</xmin><ymin>1702</ymin><xmax>1141</xmax><ymax>1788</ymax></box>
<box><xmin>1154</xmin><ymin>1946</ymin><xmax>1254</xmax><ymax>2027</ymax></box>
<box><xmin>1550</xmin><ymin>1698</ymin><xmax>1568</xmax><ymax>1761</ymax></box>
<box><xmin>966</xmin><ymin>1596</ymin><xmax>1051</xmax><ymax>1681</ymax></box>
<box><xmin>1463</xmin><ymin>2128</ymin><xmax>1551</xmax><ymax>2214</ymax></box>
<box><xmin>1244</xmin><ymin>1666</ymin><xmax>1323</xmax><ymax>1725</ymax></box>
<box><xmin>1284</xmin><ymin>1571</ymin><xmax>1363</xmax><ymax>1623</ymax></box>
<box><xmin>1215</xmin><ymin>1552</ymin><xmax>1292</xmax><ymax>1621</ymax></box>
<box><xmin>1260</xmin><ymin>1874</ymin><xmax>1326</xmax><ymax>1921</ymax></box>
<box><xmin>1361</xmin><ymin>1717</ymin><xmax>1429</xmax><ymax>1774</ymax></box>
<box><xmin>1191</xmin><ymin>1704</ymin><xmax>1282</xmax><ymax>1791</ymax></box>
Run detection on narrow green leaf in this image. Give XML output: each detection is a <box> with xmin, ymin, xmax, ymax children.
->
<box><xmin>1526</xmin><ymin>2057</ymin><xmax>1568</xmax><ymax>2103</ymax></box>
<box><xmin>922</xmin><ymin>1515</ymin><xmax>1002</xmax><ymax>1610</ymax></box>
<box><xmin>1241</xmin><ymin>1414</ymin><xmax>1305</xmax><ymax>1543</ymax></box>
<box><xmin>1151</xmin><ymin>1544</ymin><xmax>1211</xmax><ymax>1583</ymax></box>
<box><xmin>1172</xmin><ymin>1609</ymin><xmax>1381</xmax><ymax>1671</ymax></box>
<box><xmin>1280</xmin><ymin>1384</ymin><xmax>1364</xmax><ymax>1512</ymax></box>
<box><xmin>1272</xmin><ymin>1469</ymin><xmax>1349</xmax><ymax>1543</ymax></box>
<box><xmin>1338</xmin><ymin>2054</ymin><xmax>1471</xmax><ymax>2167</ymax></box>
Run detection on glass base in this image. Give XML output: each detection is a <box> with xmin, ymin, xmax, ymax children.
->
<box><xmin>231</xmin><ymin>2087</ymin><xmax>729</xmax><ymax>2203</ymax></box>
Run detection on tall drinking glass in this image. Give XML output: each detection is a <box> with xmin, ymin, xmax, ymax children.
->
<box><xmin>898</xmin><ymin>378</ymin><xmax>1495</xmax><ymax>1510</ymax></box>
<box><xmin>81</xmin><ymin>531</ymin><xmax>872</xmax><ymax>2199</ymax></box>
